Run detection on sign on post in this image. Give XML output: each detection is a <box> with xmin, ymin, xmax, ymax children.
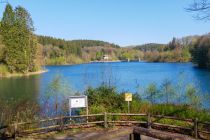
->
<box><xmin>125</xmin><ymin>93</ymin><xmax>132</xmax><ymax>113</ymax></box>
<box><xmin>125</xmin><ymin>93</ymin><xmax>132</xmax><ymax>102</ymax></box>
<box><xmin>70</xmin><ymin>96</ymin><xmax>87</xmax><ymax>108</ymax></box>
<box><xmin>69</xmin><ymin>96</ymin><xmax>88</xmax><ymax>119</ymax></box>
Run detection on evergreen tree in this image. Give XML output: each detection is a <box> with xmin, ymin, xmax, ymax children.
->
<box><xmin>191</xmin><ymin>35</ymin><xmax>210</xmax><ymax>68</ymax></box>
<box><xmin>0</xmin><ymin>4</ymin><xmax>40</xmax><ymax>73</ymax></box>
<box><xmin>0</xmin><ymin>4</ymin><xmax>16</xmax><ymax>72</ymax></box>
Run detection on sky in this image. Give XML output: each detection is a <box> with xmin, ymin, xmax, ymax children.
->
<box><xmin>0</xmin><ymin>0</ymin><xmax>210</xmax><ymax>46</ymax></box>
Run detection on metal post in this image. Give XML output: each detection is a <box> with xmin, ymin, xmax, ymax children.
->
<box><xmin>128</xmin><ymin>101</ymin><xmax>130</xmax><ymax>113</ymax></box>
<box><xmin>194</xmin><ymin>118</ymin><xmax>198</xmax><ymax>139</ymax></box>
<box><xmin>86</xmin><ymin>96</ymin><xmax>89</xmax><ymax>123</ymax></box>
<box><xmin>104</xmin><ymin>112</ymin><xmax>108</xmax><ymax>128</ymax></box>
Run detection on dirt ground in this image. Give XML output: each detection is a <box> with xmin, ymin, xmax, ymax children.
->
<box><xmin>18</xmin><ymin>127</ymin><xmax>158</xmax><ymax>140</ymax></box>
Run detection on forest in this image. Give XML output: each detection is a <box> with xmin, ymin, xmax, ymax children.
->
<box><xmin>0</xmin><ymin>3</ymin><xmax>210</xmax><ymax>77</ymax></box>
<box><xmin>37</xmin><ymin>35</ymin><xmax>143</xmax><ymax>65</ymax></box>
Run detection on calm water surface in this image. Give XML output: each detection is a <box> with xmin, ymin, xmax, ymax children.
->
<box><xmin>0</xmin><ymin>62</ymin><xmax>210</xmax><ymax>103</ymax></box>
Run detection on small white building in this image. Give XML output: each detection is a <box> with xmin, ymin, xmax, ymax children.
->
<box><xmin>103</xmin><ymin>55</ymin><xmax>109</xmax><ymax>61</ymax></box>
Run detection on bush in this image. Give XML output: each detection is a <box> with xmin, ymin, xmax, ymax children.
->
<box><xmin>0</xmin><ymin>64</ymin><xmax>9</xmax><ymax>76</ymax></box>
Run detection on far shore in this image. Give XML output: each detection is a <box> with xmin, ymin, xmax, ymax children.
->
<box><xmin>0</xmin><ymin>69</ymin><xmax>48</xmax><ymax>78</ymax></box>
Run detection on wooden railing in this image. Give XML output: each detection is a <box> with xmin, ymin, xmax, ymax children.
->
<box><xmin>1</xmin><ymin>113</ymin><xmax>210</xmax><ymax>139</ymax></box>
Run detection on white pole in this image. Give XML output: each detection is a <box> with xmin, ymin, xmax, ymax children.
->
<box><xmin>86</xmin><ymin>96</ymin><xmax>89</xmax><ymax>123</ymax></box>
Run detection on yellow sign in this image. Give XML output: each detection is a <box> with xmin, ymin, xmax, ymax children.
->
<box><xmin>125</xmin><ymin>93</ymin><xmax>132</xmax><ymax>101</ymax></box>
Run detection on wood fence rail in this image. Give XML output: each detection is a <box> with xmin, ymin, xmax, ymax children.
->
<box><xmin>0</xmin><ymin>113</ymin><xmax>209</xmax><ymax>139</ymax></box>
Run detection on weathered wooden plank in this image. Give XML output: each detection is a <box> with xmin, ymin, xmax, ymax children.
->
<box><xmin>153</xmin><ymin>115</ymin><xmax>193</xmax><ymax>122</ymax></box>
<box><xmin>109</xmin><ymin>113</ymin><xmax>147</xmax><ymax>116</ymax></box>
<box><xmin>152</xmin><ymin>122</ymin><xmax>192</xmax><ymax>130</ymax></box>
<box><xmin>133</xmin><ymin>127</ymin><xmax>195</xmax><ymax>140</ymax></box>
<box><xmin>108</xmin><ymin>121</ymin><xmax>146</xmax><ymax>124</ymax></box>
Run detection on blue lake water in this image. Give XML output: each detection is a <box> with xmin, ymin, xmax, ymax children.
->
<box><xmin>0</xmin><ymin>62</ymin><xmax>210</xmax><ymax>103</ymax></box>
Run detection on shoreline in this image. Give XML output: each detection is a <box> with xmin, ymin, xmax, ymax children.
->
<box><xmin>0</xmin><ymin>69</ymin><xmax>48</xmax><ymax>78</ymax></box>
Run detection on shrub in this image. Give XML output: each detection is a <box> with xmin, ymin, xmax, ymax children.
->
<box><xmin>0</xmin><ymin>64</ymin><xmax>9</xmax><ymax>76</ymax></box>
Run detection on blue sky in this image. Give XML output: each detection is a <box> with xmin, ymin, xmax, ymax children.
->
<box><xmin>0</xmin><ymin>0</ymin><xmax>210</xmax><ymax>46</ymax></box>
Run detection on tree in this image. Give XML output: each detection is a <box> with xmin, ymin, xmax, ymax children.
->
<box><xmin>42</xmin><ymin>75</ymin><xmax>72</xmax><ymax>117</ymax></box>
<box><xmin>0</xmin><ymin>4</ymin><xmax>16</xmax><ymax>72</ymax></box>
<box><xmin>187</xmin><ymin>0</ymin><xmax>210</xmax><ymax>20</ymax></box>
<box><xmin>185</xmin><ymin>85</ymin><xmax>201</xmax><ymax>109</ymax></box>
<box><xmin>191</xmin><ymin>35</ymin><xmax>210</xmax><ymax>68</ymax></box>
<box><xmin>0</xmin><ymin>4</ymin><xmax>40</xmax><ymax>73</ymax></box>
<box><xmin>145</xmin><ymin>83</ymin><xmax>159</xmax><ymax>104</ymax></box>
<box><xmin>160</xmin><ymin>79</ymin><xmax>176</xmax><ymax>104</ymax></box>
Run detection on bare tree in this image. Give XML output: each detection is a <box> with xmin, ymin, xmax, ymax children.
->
<box><xmin>186</xmin><ymin>0</ymin><xmax>210</xmax><ymax>20</ymax></box>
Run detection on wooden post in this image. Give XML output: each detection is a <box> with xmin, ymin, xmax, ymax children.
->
<box><xmin>60</xmin><ymin>115</ymin><xmax>64</xmax><ymax>131</ymax></box>
<box><xmin>14</xmin><ymin>123</ymin><xmax>17</xmax><ymax>139</ymax></box>
<box><xmin>130</xmin><ymin>133</ymin><xmax>141</xmax><ymax>140</ymax></box>
<box><xmin>194</xmin><ymin>118</ymin><xmax>198</xmax><ymax>139</ymax></box>
<box><xmin>104</xmin><ymin>112</ymin><xmax>108</xmax><ymax>128</ymax></box>
<box><xmin>147</xmin><ymin>112</ymin><xmax>151</xmax><ymax>129</ymax></box>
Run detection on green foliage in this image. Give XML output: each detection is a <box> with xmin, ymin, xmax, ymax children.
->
<box><xmin>38</xmin><ymin>35</ymin><xmax>144</xmax><ymax>65</ymax></box>
<box><xmin>144</xmin><ymin>83</ymin><xmax>159</xmax><ymax>104</ymax></box>
<box><xmin>85</xmin><ymin>84</ymin><xmax>210</xmax><ymax>122</ymax></box>
<box><xmin>185</xmin><ymin>84</ymin><xmax>201</xmax><ymax>109</ymax></box>
<box><xmin>0</xmin><ymin>64</ymin><xmax>9</xmax><ymax>76</ymax></box>
<box><xmin>134</xmin><ymin>43</ymin><xmax>166</xmax><ymax>52</ymax></box>
<box><xmin>85</xmin><ymin>86</ymin><xmax>125</xmax><ymax>113</ymax></box>
<box><xmin>134</xmin><ymin>37</ymin><xmax>194</xmax><ymax>63</ymax></box>
<box><xmin>38</xmin><ymin>36</ymin><xmax>120</xmax><ymax>49</ymax></box>
<box><xmin>191</xmin><ymin>35</ymin><xmax>210</xmax><ymax>68</ymax></box>
<box><xmin>0</xmin><ymin>35</ymin><xmax>5</xmax><ymax>63</ymax></box>
<box><xmin>160</xmin><ymin>79</ymin><xmax>176</xmax><ymax>104</ymax></box>
<box><xmin>43</xmin><ymin>74</ymin><xmax>73</xmax><ymax>117</ymax></box>
<box><xmin>46</xmin><ymin>57</ymin><xmax>66</xmax><ymax>65</ymax></box>
<box><xmin>0</xmin><ymin>4</ymin><xmax>40</xmax><ymax>73</ymax></box>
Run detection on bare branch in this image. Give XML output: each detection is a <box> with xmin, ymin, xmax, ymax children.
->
<box><xmin>186</xmin><ymin>0</ymin><xmax>210</xmax><ymax>20</ymax></box>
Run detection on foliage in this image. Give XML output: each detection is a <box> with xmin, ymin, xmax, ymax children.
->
<box><xmin>134</xmin><ymin>37</ymin><xmax>195</xmax><ymax>63</ymax></box>
<box><xmin>85</xmin><ymin>84</ymin><xmax>210</xmax><ymax>122</ymax></box>
<box><xmin>0</xmin><ymin>64</ymin><xmax>9</xmax><ymax>76</ymax></box>
<box><xmin>185</xmin><ymin>84</ymin><xmax>201</xmax><ymax>109</ymax></box>
<box><xmin>85</xmin><ymin>86</ymin><xmax>125</xmax><ymax>113</ymax></box>
<box><xmin>160</xmin><ymin>79</ymin><xmax>176</xmax><ymax>104</ymax></box>
<box><xmin>191</xmin><ymin>35</ymin><xmax>210</xmax><ymax>68</ymax></box>
<box><xmin>144</xmin><ymin>83</ymin><xmax>159</xmax><ymax>104</ymax></box>
<box><xmin>38</xmin><ymin>35</ymin><xmax>120</xmax><ymax>49</ymax></box>
<box><xmin>39</xmin><ymin>36</ymin><xmax>144</xmax><ymax>65</ymax></box>
<box><xmin>0</xmin><ymin>4</ymin><xmax>41</xmax><ymax>73</ymax></box>
<box><xmin>0</xmin><ymin>98</ymin><xmax>40</xmax><ymax>127</ymax></box>
<box><xmin>134</xmin><ymin>43</ymin><xmax>166</xmax><ymax>52</ymax></box>
<box><xmin>41</xmin><ymin>74</ymin><xmax>73</xmax><ymax>117</ymax></box>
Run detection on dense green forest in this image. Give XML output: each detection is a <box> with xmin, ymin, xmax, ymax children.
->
<box><xmin>0</xmin><ymin>4</ymin><xmax>210</xmax><ymax>77</ymax></box>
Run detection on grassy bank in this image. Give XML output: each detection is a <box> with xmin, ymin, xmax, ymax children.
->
<box><xmin>0</xmin><ymin>64</ymin><xmax>47</xmax><ymax>78</ymax></box>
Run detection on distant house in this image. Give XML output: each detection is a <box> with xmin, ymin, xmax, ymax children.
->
<box><xmin>103</xmin><ymin>55</ymin><xmax>109</xmax><ymax>61</ymax></box>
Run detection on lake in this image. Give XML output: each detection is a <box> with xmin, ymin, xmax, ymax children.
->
<box><xmin>0</xmin><ymin>62</ymin><xmax>210</xmax><ymax>104</ymax></box>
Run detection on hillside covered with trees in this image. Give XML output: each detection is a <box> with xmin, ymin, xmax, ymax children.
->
<box><xmin>133</xmin><ymin>36</ymin><xmax>202</xmax><ymax>63</ymax></box>
<box><xmin>37</xmin><ymin>35</ymin><xmax>144</xmax><ymax>65</ymax></box>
